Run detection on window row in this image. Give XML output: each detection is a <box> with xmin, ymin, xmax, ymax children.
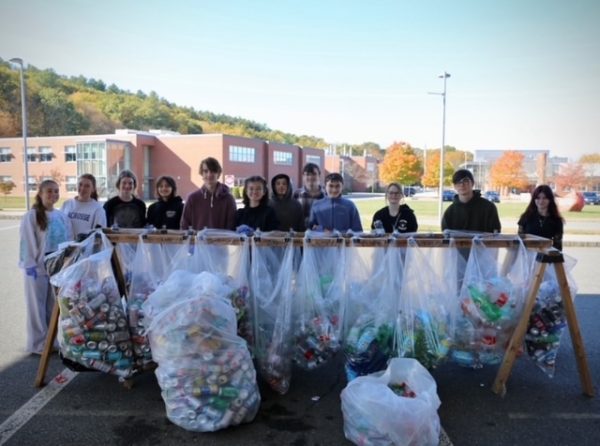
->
<box><xmin>0</xmin><ymin>146</ymin><xmax>80</xmax><ymax>163</ymax></box>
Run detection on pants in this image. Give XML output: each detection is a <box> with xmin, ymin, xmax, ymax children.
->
<box><xmin>23</xmin><ymin>272</ymin><xmax>54</xmax><ymax>354</ymax></box>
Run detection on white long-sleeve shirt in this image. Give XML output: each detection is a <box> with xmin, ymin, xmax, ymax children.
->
<box><xmin>61</xmin><ymin>198</ymin><xmax>107</xmax><ymax>236</ymax></box>
<box><xmin>19</xmin><ymin>209</ymin><xmax>74</xmax><ymax>271</ymax></box>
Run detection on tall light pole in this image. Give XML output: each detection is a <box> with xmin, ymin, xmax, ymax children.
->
<box><xmin>429</xmin><ymin>72</ymin><xmax>450</xmax><ymax>222</ymax></box>
<box><xmin>9</xmin><ymin>58</ymin><xmax>30</xmax><ymax>210</ymax></box>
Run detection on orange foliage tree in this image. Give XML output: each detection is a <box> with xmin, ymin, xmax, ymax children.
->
<box><xmin>379</xmin><ymin>142</ymin><xmax>422</xmax><ymax>186</ymax></box>
<box><xmin>553</xmin><ymin>163</ymin><xmax>587</xmax><ymax>193</ymax></box>
<box><xmin>489</xmin><ymin>151</ymin><xmax>528</xmax><ymax>194</ymax></box>
<box><xmin>421</xmin><ymin>151</ymin><xmax>454</xmax><ymax>188</ymax></box>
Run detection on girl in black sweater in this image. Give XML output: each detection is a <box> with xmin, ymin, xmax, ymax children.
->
<box><xmin>146</xmin><ymin>175</ymin><xmax>184</xmax><ymax>230</ymax></box>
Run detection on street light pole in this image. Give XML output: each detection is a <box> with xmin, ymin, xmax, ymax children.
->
<box><xmin>9</xmin><ymin>58</ymin><xmax>30</xmax><ymax>210</ymax></box>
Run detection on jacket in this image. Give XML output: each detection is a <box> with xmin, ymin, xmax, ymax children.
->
<box><xmin>441</xmin><ymin>191</ymin><xmax>501</xmax><ymax>233</ymax></box>
<box><xmin>147</xmin><ymin>196</ymin><xmax>184</xmax><ymax>230</ymax></box>
<box><xmin>269</xmin><ymin>174</ymin><xmax>305</xmax><ymax>232</ymax></box>
<box><xmin>181</xmin><ymin>182</ymin><xmax>236</xmax><ymax>230</ymax></box>
<box><xmin>308</xmin><ymin>196</ymin><xmax>363</xmax><ymax>232</ymax></box>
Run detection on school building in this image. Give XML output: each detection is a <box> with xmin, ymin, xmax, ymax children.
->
<box><xmin>0</xmin><ymin>130</ymin><xmax>343</xmax><ymax>200</ymax></box>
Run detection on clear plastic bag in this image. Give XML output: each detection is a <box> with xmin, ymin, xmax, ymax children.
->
<box><xmin>51</xmin><ymin>248</ymin><xmax>134</xmax><ymax>378</ymax></box>
<box><xmin>341</xmin><ymin>357</ymin><xmax>441</xmax><ymax>446</ymax></box>
<box><xmin>251</xmin><ymin>237</ymin><xmax>297</xmax><ymax>394</ymax></box>
<box><xmin>144</xmin><ymin>270</ymin><xmax>260</xmax><ymax>432</ymax></box>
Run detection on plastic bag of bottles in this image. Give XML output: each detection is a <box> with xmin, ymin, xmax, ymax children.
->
<box><xmin>44</xmin><ymin>230</ymin><xmax>113</xmax><ymax>278</ymax></box>
<box><xmin>451</xmin><ymin>236</ymin><xmax>529</xmax><ymax>368</ymax></box>
<box><xmin>396</xmin><ymin>238</ymin><xmax>456</xmax><ymax>369</ymax></box>
<box><xmin>341</xmin><ymin>357</ymin><xmax>441</xmax><ymax>446</ymax></box>
<box><xmin>51</xmin><ymin>247</ymin><xmax>134</xmax><ymax>378</ymax></box>
<box><xmin>251</xmin><ymin>236</ymin><xmax>298</xmax><ymax>394</ymax></box>
<box><xmin>143</xmin><ymin>269</ymin><xmax>260</xmax><ymax>432</ymax></box>
<box><xmin>525</xmin><ymin>253</ymin><xmax>578</xmax><ymax>378</ymax></box>
<box><xmin>342</xmin><ymin>239</ymin><xmax>398</xmax><ymax>381</ymax></box>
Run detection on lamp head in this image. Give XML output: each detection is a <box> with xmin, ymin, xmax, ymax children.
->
<box><xmin>9</xmin><ymin>58</ymin><xmax>24</xmax><ymax>66</ymax></box>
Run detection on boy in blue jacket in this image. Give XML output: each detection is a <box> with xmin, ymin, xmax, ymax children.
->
<box><xmin>308</xmin><ymin>173</ymin><xmax>363</xmax><ymax>233</ymax></box>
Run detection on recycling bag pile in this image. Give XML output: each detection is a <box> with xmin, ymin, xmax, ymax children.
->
<box><xmin>46</xmin><ymin>230</ymin><xmax>576</xmax><ymax>441</ymax></box>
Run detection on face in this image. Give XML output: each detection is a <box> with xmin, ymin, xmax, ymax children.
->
<box><xmin>246</xmin><ymin>181</ymin><xmax>265</xmax><ymax>206</ymax></box>
<box><xmin>40</xmin><ymin>183</ymin><xmax>60</xmax><ymax>209</ymax></box>
<box><xmin>77</xmin><ymin>178</ymin><xmax>94</xmax><ymax>201</ymax></box>
<box><xmin>201</xmin><ymin>165</ymin><xmax>219</xmax><ymax>190</ymax></box>
<box><xmin>274</xmin><ymin>178</ymin><xmax>288</xmax><ymax>197</ymax></box>
<box><xmin>453</xmin><ymin>177</ymin><xmax>473</xmax><ymax>198</ymax></box>
<box><xmin>325</xmin><ymin>180</ymin><xmax>342</xmax><ymax>198</ymax></box>
<box><xmin>157</xmin><ymin>180</ymin><xmax>173</xmax><ymax>200</ymax></box>
<box><xmin>303</xmin><ymin>171</ymin><xmax>320</xmax><ymax>191</ymax></box>
<box><xmin>386</xmin><ymin>187</ymin><xmax>403</xmax><ymax>205</ymax></box>
<box><xmin>118</xmin><ymin>177</ymin><xmax>135</xmax><ymax>198</ymax></box>
<box><xmin>535</xmin><ymin>192</ymin><xmax>550</xmax><ymax>213</ymax></box>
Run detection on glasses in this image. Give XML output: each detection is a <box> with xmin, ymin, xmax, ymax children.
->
<box><xmin>387</xmin><ymin>191</ymin><xmax>402</xmax><ymax>196</ymax></box>
<box><xmin>453</xmin><ymin>178</ymin><xmax>471</xmax><ymax>185</ymax></box>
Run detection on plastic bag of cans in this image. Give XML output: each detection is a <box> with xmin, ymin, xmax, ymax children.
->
<box><xmin>451</xmin><ymin>237</ymin><xmax>529</xmax><ymax>368</ymax></box>
<box><xmin>143</xmin><ymin>270</ymin><xmax>260</xmax><ymax>432</ymax></box>
<box><xmin>341</xmin><ymin>358</ymin><xmax>441</xmax><ymax>446</ymax></box>
<box><xmin>51</xmin><ymin>247</ymin><xmax>134</xmax><ymax>378</ymax></box>
<box><xmin>127</xmin><ymin>235</ymin><xmax>171</xmax><ymax>369</ymax></box>
<box><xmin>342</xmin><ymin>240</ymin><xmax>398</xmax><ymax>381</ymax></box>
<box><xmin>250</xmin><ymin>237</ymin><xmax>298</xmax><ymax>394</ymax></box>
<box><xmin>396</xmin><ymin>238</ymin><xmax>455</xmax><ymax>369</ymax></box>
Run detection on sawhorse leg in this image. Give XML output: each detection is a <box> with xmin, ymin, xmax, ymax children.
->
<box><xmin>492</xmin><ymin>250</ymin><xmax>594</xmax><ymax>397</ymax></box>
<box><xmin>35</xmin><ymin>299</ymin><xmax>59</xmax><ymax>387</ymax></box>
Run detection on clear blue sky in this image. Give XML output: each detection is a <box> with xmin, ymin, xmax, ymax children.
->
<box><xmin>2</xmin><ymin>0</ymin><xmax>599</xmax><ymax>160</ymax></box>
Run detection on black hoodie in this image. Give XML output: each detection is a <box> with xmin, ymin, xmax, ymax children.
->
<box><xmin>269</xmin><ymin>174</ymin><xmax>305</xmax><ymax>232</ymax></box>
<box><xmin>146</xmin><ymin>196</ymin><xmax>184</xmax><ymax>230</ymax></box>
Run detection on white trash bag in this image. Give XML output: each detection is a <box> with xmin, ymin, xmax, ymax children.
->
<box><xmin>341</xmin><ymin>358</ymin><xmax>441</xmax><ymax>446</ymax></box>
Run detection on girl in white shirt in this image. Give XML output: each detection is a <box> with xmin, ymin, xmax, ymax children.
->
<box><xmin>61</xmin><ymin>174</ymin><xmax>106</xmax><ymax>238</ymax></box>
<box><xmin>19</xmin><ymin>180</ymin><xmax>73</xmax><ymax>354</ymax></box>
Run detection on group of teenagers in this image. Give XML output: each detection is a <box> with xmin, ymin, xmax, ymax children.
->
<box><xmin>18</xmin><ymin>157</ymin><xmax>564</xmax><ymax>355</ymax></box>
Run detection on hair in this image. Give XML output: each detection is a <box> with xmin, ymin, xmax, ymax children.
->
<box><xmin>520</xmin><ymin>184</ymin><xmax>563</xmax><ymax>222</ymax></box>
<box><xmin>155</xmin><ymin>175</ymin><xmax>177</xmax><ymax>201</ymax></box>
<box><xmin>324</xmin><ymin>172</ymin><xmax>344</xmax><ymax>185</ymax></box>
<box><xmin>116</xmin><ymin>169</ymin><xmax>137</xmax><ymax>190</ymax></box>
<box><xmin>33</xmin><ymin>179</ymin><xmax>59</xmax><ymax>231</ymax></box>
<box><xmin>303</xmin><ymin>162</ymin><xmax>321</xmax><ymax>175</ymax></box>
<box><xmin>452</xmin><ymin>169</ymin><xmax>474</xmax><ymax>184</ymax></box>
<box><xmin>385</xmin><ymin>182</ymin><xmax>404</xmax><ymax>198</ymax></box>
<box><xmin>79</xmin><ymin>173</ymin><xmax>98</xmax><ymax>201</ymax></box>
<box><xmin>242</xmin><ymin>175</ymin><xmax>269</xmax><ymax>207</ymax></box>
<box><xmin>199</xmin><ymin>157</ymin><xmax>222</xmax><ymax>175</ymax></box>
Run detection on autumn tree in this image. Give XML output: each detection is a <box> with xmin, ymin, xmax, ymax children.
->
<box><xmin>489</xmin><ymin>151</ymin><xmax>528</xmax><ymax>194</ymax></box>
<box><xmin>421</xmin><ymin>151</ymin><xmax>454</xmax><ymax>188</ymax></box>
<box><xmin>379</xmin><ymin>142</ymin><xmax>422</xmax><ymax>186</ymax></box>
<box><xmin>553</xmin><ymin>163</ymin><xmax>587</xmax><ymax>193</ymax></box>
<box><xmin>579</xmin><ymin>153</ymin><xmax>600</xmax><ymax>164</ymax></box>
<box><xmin>0</xmin><ymin>181</ymin><xmax>16</xmax><ymax>208</ymax></box>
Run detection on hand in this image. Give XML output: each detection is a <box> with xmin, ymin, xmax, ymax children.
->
<box><xmin>236</xmin><ymin>224</ymin><xmax>254</xmax><ymax>236</ymax></box>
<box><xmin>26</xmin><ymin>266</ymin><xmax>38</xmax><ymax>280</ymax></box>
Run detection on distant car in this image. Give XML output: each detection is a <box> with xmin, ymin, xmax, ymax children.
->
<box><xmin>402</xmin><ymin>186</ymin><xmax>417</xmax><ymax>197</ymax></box>
<box><xmin>582</xmin><ymin>191</ymin><xmax>599</xmax><ymax>205</ymax></box>
<box><xmin>484</xmin><ymin>191</ymin><xmax>501</xmax><ymax>203</ymax></box>
<box><xmin>442</xmin><ymin>190</ymin><xmax>455</xmax><ymax>202</ymax></box>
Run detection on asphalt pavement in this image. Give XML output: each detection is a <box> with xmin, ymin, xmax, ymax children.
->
<box><xmin>0</xmin><ymin>219</ymin><xmax>598</xmax><ymax>446</ymax></box>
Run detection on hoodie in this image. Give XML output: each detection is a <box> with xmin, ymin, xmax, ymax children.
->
<box><xmin>269</xmin><ymin>174</ymin><xmax>305</xmax><ymax>232</ymax></box>
<box><xmin>147</xmin><ymin>196</ymin><xmax>184</xmax><ymax>230</ymax></box>
<box><xmin>441</xmin><ymin>190</ymin><xmax>501</xmax><ymax>233</ymax></box>
<box><xmin>308</xmin><ymin>196</ymin><xmax>363</xmax><ymax>232</ymax></box>
<box><xmin>181</xmin><ymin>182</ymin><xmax>236</xmax><ymax>230</ymax></box>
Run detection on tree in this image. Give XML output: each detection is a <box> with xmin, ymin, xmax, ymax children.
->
<box><xmin>379</xmin><ymin>142</ymin><xmax>422</xmax><ymax>186</ymax></box>
<box><xmin>421</xmin><ymin>151</ymin><xmax>454</xmax><ymax>188</ymax></box>
<box><xmin>579</xmin><ymin>153</ymin><xmax>600</xmax><ymax>164</ymax></box>
<box><xmin>489</xmin><ymin>151</ymin><xmax>528</xmax><ymax>194</ymax></box>
<box><xmin>553</xmin><ymin>163</ymin><xmax>587</xmax><ymax>193</ymax></box>
<box><xmin>0</xmin><ymin>181</ymin><xmax>16</xmax><ymax>208</ymax></box>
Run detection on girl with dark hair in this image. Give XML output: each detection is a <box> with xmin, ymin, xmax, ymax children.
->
<box><xmin>146</xmin><ymin>175</ymin><xmax>184</xmax><ymax>230</ymax></box>
<box><xmin>61</xmin><ymin>173</ymin><xmax>107</xmax><ymax>237</ymax></box>
<box><xmin>103</xmin><ymin>169</ymin><xmax>146</xmax><ymax>228</ymax></box>
<box><xmin>371</xmin><ymin>183</ymin><xmax>418</xmax><ymax>233</ymax></box>
<box><xmin>19</xmin><ymin>179</ymin><xmax>73</xmax><ymax>354</ymax></box>
<box><xmin>234</xmin><ymin>175</ymin><xmax>279</xmax><ymax>233</ymax></box>
<box><xmin>518</xmin><ymin>185</ymin><xmax>564</xmax><ymax>250</ymax></box>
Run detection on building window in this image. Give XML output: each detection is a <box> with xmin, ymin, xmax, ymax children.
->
<box><xmin>229</xmin><ymin>145</ymin><xmax>256</xmax><ymax>163</ymax></box>
<box><xmin>26</xmin><ymin>147</ymin><xmax>37</xmax><ymax>162</ymax></box>
<box><xmin>65</xmin><ymin>145</ymin><xmax>76</xmax><ymax>162</ymax></box>
<box><xmin>0</xmin><ymin>175</ymin><xmax>13</xmax><ymax>183</ymax></box>
<box><xmin>0</xmin><ymin>148</ymin><xmax>12</xmax><ymax>163</ymax></box>
<box><xmin>27</xmin><ymin>177</ymin><xmax>37</xmax><ymax>191</ymax></box>
<box><xmin>66</xmin><ymin>176</ymin><xmax>77</xmax><ymax>192</ymax></box>
<box><xmin>39</xmin><ymin>146</ymin><xmax>53</xmax><ymax>162</ymax></box>
<box><xmin>306</xmin><ymin>155</ymin><xmax>321</xmax><ymax>167</ymax></box>
<box><xmin>273</xmin><ymin>150</ymin><xmax>293</xmax><ymax>166</ymax></box>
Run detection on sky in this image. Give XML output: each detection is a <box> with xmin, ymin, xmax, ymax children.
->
<box><xmin>1</xmin><ymin>0</ymin><xmax>600</xmax><ymax>160</ymax></box>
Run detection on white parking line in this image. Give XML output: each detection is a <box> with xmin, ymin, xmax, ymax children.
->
<box><xmin>0</xmin><ymin>225</ymin><xmax>19</xmax><ymax>231</ymax></box>
<box><xmin>509</xmin><ymin>412</ymin><xmax>600</xmax><ymax>420</ymax></box>
<box><xmin>0</xmin><ymin>369</ymin><xmax>78</xmax><ymax>445</ymax></box>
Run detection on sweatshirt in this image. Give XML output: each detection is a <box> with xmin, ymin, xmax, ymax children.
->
<box><xmin>180</xmin><ymin>182</ymin><xmax>236</xmax><ymax>230</ymax></box>
<box><xmin>61</xmin><ymin>198</ymin><xmax>107</xmax><ymax>236</ymax></box>
<box><xmin>308</xmin><ymin>196</ymin><xmax>363</xmax><ymax>232</ymax></box>
<box><xmin>270</xmin><ymin>174</ymin><xmax>305</xmax><ymax>232</ymax></box>
<box><xmin>146</xmin><ymin>196</ymin><xmax>184</xmax><ymax>230</ymax></box>
<box><xmin>371</xmin><ymin>204</ymin><xmax>418</xmax><ymax>233</ymax></box>
<box><xmin>234</xmin><ymin>204</ymin><xmax>279</xmax><ymax>232</ymax></box>
<box><xmin>103</xmin><ymin>196</ymin><xmax>147</xmax><ymax>228</ymax></box>
<box><xmin>441</xmin><ymin>190</ymin><xmax>501</xmax><ymax>233</ymax></box>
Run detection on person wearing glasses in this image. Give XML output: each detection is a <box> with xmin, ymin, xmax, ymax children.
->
<box><xmin>371</xmin><ymin>183</ymin><xmax>418</xmax><ymax>233</ymax></box>
<box><xmin>441</xmin><ymin>169</ymin><xmax>501</xmax><ymax>233</ymax></box>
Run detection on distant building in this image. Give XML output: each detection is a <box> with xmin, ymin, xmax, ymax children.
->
<box><xmin>324</xmin><ymin>153</ymin><xmax>379</xmax><ymax>192</ymax></box>
<box><xmin>0</xmin><ymin>130</ymin><xmax>324</xmax><ymax>199</ymax></box>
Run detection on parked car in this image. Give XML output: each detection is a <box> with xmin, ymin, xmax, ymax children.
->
<box><xmin>402</xmin><ymin>186</ymin><xmax>418</xmax><ymax>197</ymax></box>
<box><xmin>442</xmin><ymin>190</ymin><xmax>455</xmax><ymax>202</ymax></box>
<box><xmin>582</xmin><ymin>191</ymin><xmax>599</xmax><ymax>205</ymax></box>
<box><xmin>484</xmin><ymin>191</ymin><xmax>501</xmax><ymax>203</ymax></box>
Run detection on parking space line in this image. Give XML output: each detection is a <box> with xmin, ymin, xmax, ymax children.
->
<box><xmin>0</xmin><ymin>369</ymin><xmax>78</xmax><ymax>445</ymax></box>
<box><xmin>509</xmin><ymin>412</ymin><xmax>600</xmax><ymax>420</ymax></box>
<box><xmin>0</xmin><ymin>225</ymin><xmax>19</xmax><ymax>232</ymax></box>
